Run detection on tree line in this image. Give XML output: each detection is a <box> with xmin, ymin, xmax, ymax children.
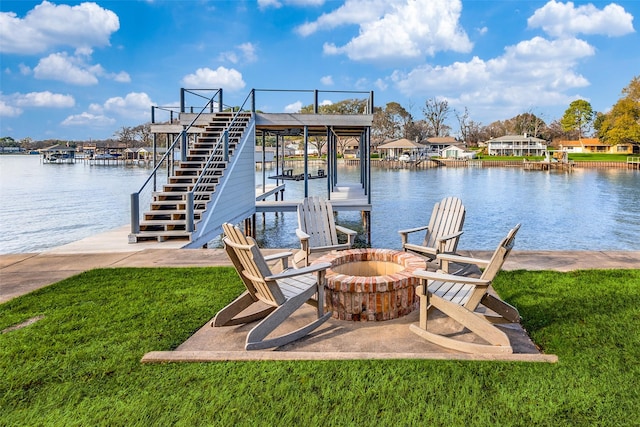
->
<box><xmin>2</xmin><ymin>76</ymin><xmax>638</xmax><ymax>151</ymax></box>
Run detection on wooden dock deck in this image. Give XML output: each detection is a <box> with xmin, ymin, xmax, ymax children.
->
<box><xmin>255</xmin><ymin>183</ymin><xmax>371</xmax><ymax>213</ymax></box>
<box><xmin>628</xmin><ymin>156</ymin><xmax>640</xmax><ymax>169</ymax></box>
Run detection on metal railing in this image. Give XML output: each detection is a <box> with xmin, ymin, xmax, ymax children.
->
<box><xmin>186</xmin><ymin>90</ymin><xmax>255</xmax><ymax>233</ymax></box>
<box><xmin>130</xmin><ymin>89</ymin><xmax>224</xmax><ymax>234</ymax></box>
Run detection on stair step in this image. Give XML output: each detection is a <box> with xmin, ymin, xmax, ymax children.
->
<box><xmin>130</xmin><ymin>230</ymin><xmax>192</xmax><ymax>242</ymax></box>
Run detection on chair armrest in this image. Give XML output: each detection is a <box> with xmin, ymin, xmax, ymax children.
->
<box><xmin>263</xmin><ymin>252</ymin><xmax>293</xmax><ymax>262</ymax></box>
<box><xmin>263</xmin><ymin>251</ymin><xmax>293</xmax><ymax>270</ymax></box>
<box><xmin>266</xmin><ymin>262</ymin><xmax>332</xmax><ymax>280</ymax></box>
<box><xmin>335</xmin><ymin>225</ymin><xmax>357</xmax><ymax>246</ymax></box>
<box><xmin>335</xmin><ymin>225</ymin><xmax>357</xmax><ymax>236</ymax></box>
<box><xmin>398</xmin><ymin>225</ymin><xmax>429</xmax><ymax>246</ymax></box>
<box><xmin>413</xmin><ymin>269</ymin><xmax>490</xmax><ymax>286</ymax></box>
<box><xmin>295</xmin><ymin>228</ymin><xmax>310</xmax><ymax>241</ymax></box>
<box><xmin>436</xmin><ymin>253</ymin><xmax>490</xmax><ymax>269</ymax></box>
<box><xmin>398</xmin><ymin>225</ymin><xmax>429</xmax><ymax>235</ymax></box>
<box><xmin>434</xmin><ymin>230</ymin><xmax>464</xmax><ymax>243</ymax></box>
<box><xmin>402</xmin><ymin>243</ymin><xmax>437</xmax><ymax>257</ymax></box>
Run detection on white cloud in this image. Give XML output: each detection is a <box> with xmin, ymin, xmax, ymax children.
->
<box><xmin>0</xmin><ymin>1</ymin><xmax>119</xmax><ymax>55</ymax></box>
<box><xmin>103</xmin><ymin>92</ymin><xmax>153</xmax><ymax>120</ymax></box>
<box><xmin>319</xmin><ymin>99</ymin><xmax>333</xmax><ymax>106</ymax></box>
<box><xmin>312</xmin><ymin>0</ymin><xmax>472</xmax><ymax>63</ymax></box>
<box><xmin>259</xmin><ymin>0</ymin><xmax>324</xmax><ymax>9</ymax></box>
<box><xmin>391</xmin><ymin>36</ymin><xmax>595</xmax><ymax>117</ymax></box>
<box><xmin>109</xmin><ymin>71</ymin><xmax>131</xmax><ymax>83</ymax></box>
<box><xmin>61</xmin><ymin>92</ymin><xmax>152</xmax><ymax>127</ymax></box>
<box><xmin>374</xmin><ymin>78</ymin><xmax>388</xmax><ymax>91</ymax></box>
<box><xmin>14</xmin><ymin>91</ymin><xmax>75</xmax><ymax>108</ymax></box>
<box><xmin>320</xmin><ymin>75</ymin><xmax>334</xmax><ymax>85</ymax></box>
<box><xmin>284</xmin><ymin>101</ymin><xmax>303</xmax><ymax>113</ymax></box>
<box><xmin>528</xmin><ymin>0</ymin><xmax>635</xmax><ymax>38</ymax></box>
<box><xmin>19</xmin><ymin>64</ymin><xmax>31</xmax><ymax>75</ymax></box>
<box><xmin>237</xmin><ymin>43</ymin><xmax>258</xmax><ymax>63</ymax></box>
<box><xmin>181</xmin><ymin>67</ymin><xmax>246</xmax><ymax>91</ymax></box>
<box><xmin>220</xmin><ymin>43</ymin><xmax>258</xmax><ymax>64</ymax></box>
<box><xmin>61</xmin><ymin>112</ymin><xmax>116</xmax><ymax>127</ymax></box>
<box><xmin>258</xmin><ymin>0</ymin><xmax>282</xmax><ymax>9</ymax></box>
<box><xmin>0</xmin><ymin>90</ymin><xmax>74</xmax><ymax>117</ymax></box>
<box><xmin>296</xmin><ymin>0</ymin><xmax>390</xmax><ymax>37</ymax></box>
<box><xmin>0</xmin><ymin>100</ymin><xmax>22</xmax><ymax>117</ymax></box>
<box><xmin>33</xmin><ymin>52</ymin><xmax>100</xmax><ymax>85</ymax></box>
<box><xmin>32</xmin><ymin>51</ymin><xmax>130</xmax><ymax>85</ymax></box>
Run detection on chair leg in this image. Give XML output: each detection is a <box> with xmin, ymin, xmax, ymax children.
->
<box><xmin>411</xmin><ymin>293</ymin><xmax>513</xmax><ymax>354</ymax></box>
<box><xmin>245</xmin><ymin>286</ymin><xmax>331</xmax><ymax>350</ymax></box>
<box><xmin>211</xmin><ymin>291</ymin><xmax>276</xmax><ymax>327</ymax></box>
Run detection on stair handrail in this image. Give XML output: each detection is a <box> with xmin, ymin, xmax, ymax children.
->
<box><xmin>186</xmin><ymin>90</ymin><xmax>255</xmax><ymax>232</ymax></box>
<box><xmin>130</xmin><ymin>89</ymin><xmax>223</xmax><ymax>235</ymax></box>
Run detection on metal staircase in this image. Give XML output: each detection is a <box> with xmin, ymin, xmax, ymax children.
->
<box><xmin>129</xmin><ymin>109</ymin><xmax>253</xmax><ymax>245</ymax></box>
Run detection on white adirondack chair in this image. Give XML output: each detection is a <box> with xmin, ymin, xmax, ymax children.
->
<box><xmin>410</xmin><ymin>224</ymin><xmax>521</xmax><ymax>354</ymax></box>
<box><xmin>213</xmin><ymin>223</ymin><xmax>332</xmax><ymax>350</ymax></box>
<box><xmin>398</xmin><ymin>196</ymin><xmax>465</xmax><ymax>261</ymax></box>
<box><xmin>294</xmin><ymin>196</ymin><xmax>357</xmax><ymax>266</ymax></box>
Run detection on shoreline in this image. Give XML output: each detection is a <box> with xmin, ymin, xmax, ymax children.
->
<box><xmin>2</xmin><ymin>226</ymin><xmax>640</xmax><ymax>304</ymax></box>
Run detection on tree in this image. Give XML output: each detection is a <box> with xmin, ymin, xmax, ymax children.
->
<box><xmin>300</xmin><ymin>98</ymin><xmax>368</xmax><ymax>115</ymax></box>
<box><xmin>114</xmin><ymin>126</ymin><xmax>135</xmax><ymax>147</ymax></box>
<box><xmin>422</xmin><ymin>98</ymin><xmax>450</xmax><ymax>137</ymax></box>
<box><xmin>560</xmin><ymin>99</ymin><xmax>594</xmax><ymax>139</ymax></box>
<box><xmin>371</xmin><ymin>102</ymin><xmax>414</xmax><ymax>143</ymax></box>
<box><xmin>455</xmin><ymin>107</ymin><xmax>471</xmax><ymax>142</ymax></box>
<box><xmin>597</xmin><ymin>76</ymin><xmax>640</xmax><ymax>145</ymax></box>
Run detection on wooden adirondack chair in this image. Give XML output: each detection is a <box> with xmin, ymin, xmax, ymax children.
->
<box><xmin>294</xmin><ymin>196</ymin><xmax>357</xmax><ymax>266</ymax></box>
<box><xmin>410</xmin><ymin>224</ymin><xmax>521</xmax><ymax>354</ymax></box>
<box><xmin>398</xmin><ymin>196</ymin><xmax>465</xmax><ymax>261</ymax></box>
<box><xmin>212</xmin><ymin>223</ymin><xmax>332</xmax><ymax>350</ymax></box>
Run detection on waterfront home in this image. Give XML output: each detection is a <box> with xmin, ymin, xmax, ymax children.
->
<box><xmin>486</xmin><ymin>134</ymin><xmax>547</xmax><ymax>156</ymax></box>
<box><xmin>426</xmin><ymin>136</ymin><xmax>458</xmax><ymax>154</ymax></box>
<box><xmin>378</xmin><ymin>138</ymin><xmax>426</xmax><ymax>159</ymax></box>
<box><xmin>441</xmin><ymin>144</ymin><xmax>477</xmax><ymax>159</ymax></box>
<box><xmin>558</xmin><ymin>138</ymin><xmax>635</xmax><ymax>154</ymax></box>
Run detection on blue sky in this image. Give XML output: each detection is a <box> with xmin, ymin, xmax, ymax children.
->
<box><xmin>1</xmin><ymin>0</ymin><xmax>638</xmax><ymax>141</ymax></box>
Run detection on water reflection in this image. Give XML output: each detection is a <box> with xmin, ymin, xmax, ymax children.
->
<box><xmin>253</xmin><ymin>164</ymin><xmax>640</xmax><ymax>251</ymax></box>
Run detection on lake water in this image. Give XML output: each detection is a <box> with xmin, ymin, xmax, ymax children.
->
<box><xmin>1</xmin><ymin>155</ymin><xmax>639</xmax><ymax>254</ymax></box>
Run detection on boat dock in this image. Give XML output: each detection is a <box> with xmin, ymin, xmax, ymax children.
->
<box><xmin>628</xmin><ymin>156</ymin><xmax>640</xmax><ymax>169</ymax></box>
<box><xmin>256</xmin><ymin>183</ymin><xmax>370</xmax><ymax>213</ymax></box>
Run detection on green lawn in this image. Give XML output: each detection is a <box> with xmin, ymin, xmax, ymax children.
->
<box><xmin>475</xmin><ymin>154</ymin><xmax>632</xmax><ymax>162</ymax></box>
<box><xmin>2</xmin><ymin>267</ymin><xmax>640</xmax><ymax>426</ymax></box>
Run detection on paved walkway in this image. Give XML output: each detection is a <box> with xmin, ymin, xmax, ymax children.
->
<box><xmin>2</xmin><ymin>225</ymin><xmax>639</xmax><ymax>304</ymax></box>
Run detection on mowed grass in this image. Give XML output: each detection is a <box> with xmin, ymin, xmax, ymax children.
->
<box><xmin>2</xmin><ymin>267</ymin><xmax>640</xmax><ymax>426</ymax></box>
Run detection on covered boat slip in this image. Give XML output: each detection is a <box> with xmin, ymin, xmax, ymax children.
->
<box><xmin>254</xmin><ymin>111</ymin><xmax>373</xmax><ymax>213</ymax></box>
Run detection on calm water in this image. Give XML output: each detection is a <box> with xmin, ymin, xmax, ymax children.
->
<box><xmin>1</xmin><ymin>155</ymin><xmax>639</xmax><ymax>254</ymax></box>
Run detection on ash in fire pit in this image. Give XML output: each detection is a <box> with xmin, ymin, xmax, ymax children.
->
<box><xmin>314</xmin><ymin>249</ymin><xmax>425</xmax><ymax>321</ymax></box>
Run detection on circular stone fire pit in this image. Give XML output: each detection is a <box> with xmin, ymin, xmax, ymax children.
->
<box><xmin>313</xmin><ymin>249</ymin><xmax>425</xmax><ymax>322</ymax></box>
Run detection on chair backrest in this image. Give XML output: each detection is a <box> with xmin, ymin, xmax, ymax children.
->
<box><xmin>222</xmin><ymin>223</ymin><xmax>286</xmax><ymax>306</ymax></box>
<box><xmin>297</xmin><ymin>196</ymin><xmax>339</xmax><ymax>248</ymax></box>
<box><xmin>480</xmin><ymin>224</ymin><xmax>521</xmax><ymax>281</ymax></box>
<box><xmin>423</xmin><ymin>197</ymin><xmax>466</xmax><ymax>253</ymax></box>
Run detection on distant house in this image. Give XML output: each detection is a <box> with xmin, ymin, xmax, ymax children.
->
<box><xmin>558</xmin><ymin>138</ymin><xmax>634</xmax><ymax>154</ymax></box>
<box><xmin>377</xmin><ymin>138</ymin><xmax>426</xmax><ymax>159</ymax></box>
<box><xmin>136</xmin><ymin>147</ymin><xmax>167</xmax><ymax>162</ymax></box>
<box><xmin>426</xmin><ymin>136</ymin><xmax>458</xmax><ymax>154</ymax></box>
<box><xmin>485</xmin><ymin>134</ymin><xmax>547</xmax><ymax>156</ymax></box>
<box><xmin>440</xmin><ymin>145</ymin><xmax>477</xmax><ymax>160</ymax></box>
